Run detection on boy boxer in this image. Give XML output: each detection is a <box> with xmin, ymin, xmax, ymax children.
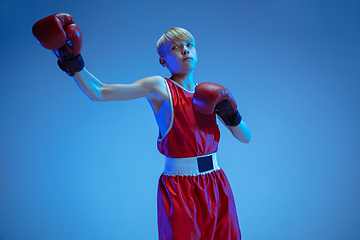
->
<box><xmin>33</xmin><ymin>13</ymin><xmax>252</xmax><ymax>240</ymax></box>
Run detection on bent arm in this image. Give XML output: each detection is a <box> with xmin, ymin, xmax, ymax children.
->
<box><xmin>73</xmin><ymin>68</ymin><xmax>166</xmax><ymax>102</ymax></box>
<box><xmin>218</xmin><ymin>116</ymin><xmax>252</xmax><ymax>143</ymax></box>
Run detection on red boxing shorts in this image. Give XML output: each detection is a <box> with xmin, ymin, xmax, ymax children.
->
<box><xmin>157</xmin><ymin>155</ymin><xmax>241</xmax><ymax>240</ymax></box>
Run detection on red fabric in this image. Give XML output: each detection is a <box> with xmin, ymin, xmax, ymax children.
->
<box><xmin>157</xmin><ymin>78</ymin><xmax>241</xmax><ymax>239</ymax></box>
<box><xmin>158</xmin><ymin>169</ymin><xmax>241</xmax><ymax>240</ymax></box>
<box><xmin>157</xmin><ymin>79</ymin><xmax>220</xmax><ymax>158</ymax></box>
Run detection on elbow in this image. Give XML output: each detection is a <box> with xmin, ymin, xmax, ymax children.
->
<box><xmin>240</xmin><ymin>137</ymin><xmax>251</xmax><ymax>144</ymax></box>
<box><xmin>237</xmin><ymin>121</ymin><xmax>251</xmax><ymax>143</ymax></box>
<box><xmin>86</xmin><ymin>92</ymin><xmax>103</xmax><ymax>102</ymax></box>
<box><xmin>90</xmin><ymin>87</ymin><xmax>105</xmax><ymax>102</ymax></box>
<box><xmin>238</xmin><ymin>132</ymin><xmax>252</xmax><ymax>143</ymax></box>
<box><xmin>90</xmin><ymin>96</ymin><xmax>100</xmax><ymax>102</ymax></box>
<box><xmin>245</xmin><ymin>132</ymin><xmax>252</xmax><ymax>143</ymax></box>
<box><xmin>246</xmin><ymin>132</ymin><xmax>252</xmax><ymax>143</ymax></box>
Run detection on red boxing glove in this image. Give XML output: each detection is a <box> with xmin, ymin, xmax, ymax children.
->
<box><xmin>193</xmin><ymin>82</ymin><xmax>242</xmax><ymax>126</ymax></box>
<box><xmin>32</xmin><ymin>13</ymin><xmax>84</xmax><ymax>76</ymax></box>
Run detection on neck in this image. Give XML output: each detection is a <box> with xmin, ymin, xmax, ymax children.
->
<box><xmin>170</xmin><ymin>72</ymin><xmax>195</xmax><ymax>91</ymax></box>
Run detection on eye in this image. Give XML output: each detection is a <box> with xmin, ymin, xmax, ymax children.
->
<box><xmin>171</xmin><ymin>46</ymin><xmax>178</xmax><ymax>50</ymax></box>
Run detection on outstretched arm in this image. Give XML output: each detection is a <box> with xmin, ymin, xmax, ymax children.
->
<box><xmin>32</xmin><ymin>13</ymin><xmax>167</xmax><ymax>103</ymax></box>
<box><xmin>74</xmin><ymin>68</ymin><xmax>167</xmax><ymax>102</ymax></box>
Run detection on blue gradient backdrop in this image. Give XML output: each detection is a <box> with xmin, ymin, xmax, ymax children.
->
<box><xmin>1</xmin><ymin>0</ymin><xmax>359</xmax><ymax>239</ymax></box>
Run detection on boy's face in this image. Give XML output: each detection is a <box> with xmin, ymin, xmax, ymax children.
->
<box><xmin>160</xmin><ymin>39</ymin><xmax>197</xmax><ymax>75</ymax></box>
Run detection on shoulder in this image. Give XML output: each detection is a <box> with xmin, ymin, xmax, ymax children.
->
<box><xmin>138</xmin><ymin>75</ymin><xmax>165</xmax><ymax>88</ymax></box>
<box><xmin>140</xmin><ymin>75</ymin><xmax>169</xmax><ymax>101</ymax></box>
<box><xmin>151</xmin><ymin>75</ymin><xmax>167</xmax><ymax>86</ymax></box>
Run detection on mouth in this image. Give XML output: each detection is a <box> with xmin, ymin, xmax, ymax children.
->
<box><xmin>183</xmin><ymin>57</ymin><xmax>193</xmax><ymax>61</ymax></box>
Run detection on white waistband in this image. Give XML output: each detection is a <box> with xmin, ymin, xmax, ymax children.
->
<box><xmin>163</xmin><ymin>153</ymin><xmax>220</xmax><ymax>176</ymax></box>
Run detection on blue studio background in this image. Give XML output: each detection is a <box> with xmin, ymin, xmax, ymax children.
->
<box><xmin>0</xmin><ymin>0</ymin><xmax>359</xmax><ymax>239</ymax></box>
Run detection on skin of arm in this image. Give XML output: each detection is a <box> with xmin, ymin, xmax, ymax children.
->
<box><xmin>73</xmin><ymin>68</ymin><xmax>250</xmax><ymax>143</ymax></box>
<box><xmin>218</xmin><ymin>116</ymin><xmax>252</xmax><ymax>143</ymax></box>
<box><xmin>73</xmin><ymin>67</ymin><xmax>170</xmax><ymax>136</ymax></box>
<box><xmin>73</xmin><ymin>68</ymin><xmax>167</xmax><ymax>102</ymax></box>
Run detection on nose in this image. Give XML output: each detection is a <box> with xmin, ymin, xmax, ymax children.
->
<box><xmin>182</xmin><ymin>46</ymin><xmax>189</xmax><ymax>55</ymax></box>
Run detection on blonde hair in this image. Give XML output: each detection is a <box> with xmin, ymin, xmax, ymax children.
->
<box><xmin>157</xmin><ymin>27</ymin><xmax>195</xmax><ymax>56</ymax></box>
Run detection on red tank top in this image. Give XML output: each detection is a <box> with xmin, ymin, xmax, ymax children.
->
<box><xmin>157</xmin><ymin>78</ymin><xmax>220</xmax><ymax>158</ymax></box>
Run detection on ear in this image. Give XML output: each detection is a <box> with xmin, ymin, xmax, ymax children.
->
<box><xmin>159</xmin><ymin>56</ymin><xmax>168</xmax><ymax>67</ymax></box>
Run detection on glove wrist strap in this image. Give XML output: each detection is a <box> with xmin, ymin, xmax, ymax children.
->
<box><xmin>219</xmin><ymin>109</ymin><xmax>242</xmax><ymax>127</ymax></box>
<box><xmin>53</xmin><ymin>39</ymin><xmax>85</xmax><ymax>77</ymax></box>
<box><xmin>57</xmin><ymin>54</ymin><xmax>85</xmax><ymax>76</ymax></box>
